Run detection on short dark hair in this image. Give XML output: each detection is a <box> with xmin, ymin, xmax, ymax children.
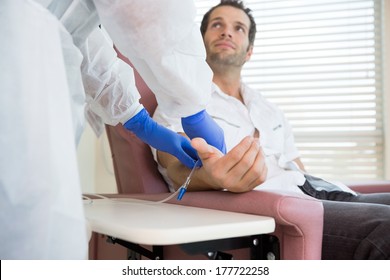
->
<box><xmin>200</xmin><ymin>0</ymin><xmax>257</xmax><ymax>47</ymax></box>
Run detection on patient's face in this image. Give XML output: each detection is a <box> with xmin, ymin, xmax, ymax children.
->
<box><xmin>203</xmin><ymin>6</ymin><xmax>252</xmax><ymax>68</ymax></box>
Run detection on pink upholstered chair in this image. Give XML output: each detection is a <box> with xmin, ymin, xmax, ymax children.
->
<box><xmin>88</xmin><ymin>53</ymin><xmax>390</xmax><ymax>260</ymax></box>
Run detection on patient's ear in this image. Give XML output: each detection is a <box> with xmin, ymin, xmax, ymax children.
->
<box><xmin>245</xmin><ymin>45</ymin><xmax>253</xmax><ymax>62</ymax></box>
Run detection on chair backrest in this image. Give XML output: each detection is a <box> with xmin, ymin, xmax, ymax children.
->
<box><xmin>105</xmin><ymin>52</ymin><xmax>169</xmax><ymax>194</ymax></box>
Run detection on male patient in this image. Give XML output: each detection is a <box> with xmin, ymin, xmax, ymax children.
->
<box><xmin>152</xmin><ymin>0</ymin><xmax>390</xmax><ymax>259</ymax></box>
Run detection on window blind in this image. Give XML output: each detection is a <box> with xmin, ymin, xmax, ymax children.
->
<box><xmin>194</xmin><ymin>0</ymin><xmax>384</xmax><ymax>180</ymax></box>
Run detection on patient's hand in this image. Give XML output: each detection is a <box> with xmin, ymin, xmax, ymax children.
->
<box><xmin>191</xmin><ymin>136</ymin><xmax>267</xmax><ymax>193</ymax></box>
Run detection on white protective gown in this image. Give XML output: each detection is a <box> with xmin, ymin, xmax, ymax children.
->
<box><xmin>49</xmin><ymin>0</ymin><xmax>213</xmax><ymax>135</ymax></box>
<box><xmin>0</xmin><ymin>0</ymin><xmax>88</xmax><ymax>259</ymax></box>
<box><xmin>0</xmin><ymin>0</ymin><xmax>212</xmax><ymax>259</ymax></box>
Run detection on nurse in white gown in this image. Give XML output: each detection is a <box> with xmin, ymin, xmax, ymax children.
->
<box><xmin>0</xmin><ymin>0</ymin><xmax>225</xmax><ymax>259</ymax></box>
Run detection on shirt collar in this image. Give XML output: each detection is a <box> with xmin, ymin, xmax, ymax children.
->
<box><xmin>240</xmin><ymin>83</ymin><xmax>258</xmax><ymax>105</ymax></box>
<box><xmin>212</xmin><ymin>82</ymin><xmax>261</xmax><ymax>107</ymax></box>
<box><xmin>211</xmin><ymin>83</ymin><xmax>235</xmax><ymax>100</ymax></box>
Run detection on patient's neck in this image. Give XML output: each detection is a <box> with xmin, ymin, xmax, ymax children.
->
<box><xmin>213</xmin><ymin>73</ymin><xmax>243</xmax><ymax>103</ymax></box>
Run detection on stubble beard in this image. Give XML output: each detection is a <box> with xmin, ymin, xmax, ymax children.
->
<box><xmin>207</xmin><ymin>49</ymin><xmax>246</xmax><ymax>69</ymax></box>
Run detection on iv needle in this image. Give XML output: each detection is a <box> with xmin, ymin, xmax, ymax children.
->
<box><xmin>177</xmin><ymin>160</ymin><xmax>200</xmax><ymax>200</ymax></box>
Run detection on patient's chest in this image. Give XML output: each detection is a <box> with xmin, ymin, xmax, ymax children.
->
<box><xmin>208</xmin><ymin>92</ymin><xmax>285</xmax><ymax>155</ymax></box>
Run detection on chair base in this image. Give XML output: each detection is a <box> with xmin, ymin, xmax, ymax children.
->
<box><xmin>103</xmin><ymin>234</ymin><xmax>280</xmax><ymax>260</ymax></box>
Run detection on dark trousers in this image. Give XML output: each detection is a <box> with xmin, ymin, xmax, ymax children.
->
<box><xmin>299</xmin><ymin>176</ymin><xmax>390</xmax><ymax>260</ymax></box>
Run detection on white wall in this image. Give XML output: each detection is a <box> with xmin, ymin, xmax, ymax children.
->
<box><xmin>76</xmin><ymin>124</ymin><xmax>95</xmax><ymax>194</ymax></box>
<box><xmin>94</xmin><ymin>128</ymin><xmax>117</xmax><ymax>193</ymax></box>
<box><xmin>77</xmin><ymin>124</ymin><xmax>117</xmax><ymax>194</ymax></box>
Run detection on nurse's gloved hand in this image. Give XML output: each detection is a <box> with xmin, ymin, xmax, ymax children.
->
<box><xmin>124</xmin><ymin>108</ymin><xmax>199</xmax><ymax>169</ymax></box>
<box><xmin>181</xmin><ymin>110</ymin><xmax>226</xmax><ymax>154</ymax></box>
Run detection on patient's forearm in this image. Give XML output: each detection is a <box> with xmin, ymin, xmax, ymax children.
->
<box><xmin>166</xmin><ymin>160</ymin><xmax>223</xmax><ymax>191</ymax></box>
<box><xmin>157</xmin><ymin>133</ymin><xmax>225</xmax><ymax>191</ymax></box>
<box><xmin>157</xmin><ymin>136</ymin><xmax>267</xmax><ymax>193</ymax></box>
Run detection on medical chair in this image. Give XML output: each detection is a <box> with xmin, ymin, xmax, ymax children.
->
<box><xmin>88</xmin><ymin>54</ymin><xmax>390</xmax><ymax>260</ymax></box>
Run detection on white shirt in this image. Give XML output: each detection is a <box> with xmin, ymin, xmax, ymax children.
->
<box><xmin>153</xmin><ymin>83</ymin><xmax>304</xmax><ymax>193</ymax></box>
<box><xmin>153</xmin><ymin>83</ymin><xmax>355</xmax><ymax>195</ymax></box>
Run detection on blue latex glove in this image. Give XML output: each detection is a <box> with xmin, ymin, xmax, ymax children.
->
<box><xmin>181</xmin><ymin>110</ymin><xmax>226</xmax><ymax>154</ymax></box>
<box><xmin>124</xmin><ymin>108</ymin><xmax>199</xmax><ymax>168</ymax></box>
